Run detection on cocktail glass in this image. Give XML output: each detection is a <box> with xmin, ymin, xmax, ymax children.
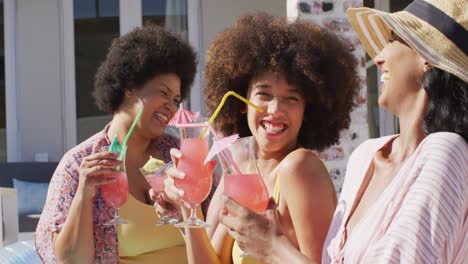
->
<box><xmin>220</xmin><ymin>136</ymin><xmax>269</xmax><ymax>258</ymax></box>
<box><xmin>174</xmin><ymin>117</ymin><xmax>214</xmax><ymax>228</ymax></box>
<box><xmin>102</xmin><ymin>145</ymin><xmax>129</xmax><ymax>225</ymax></box>
<box><xmin>143</xmin><ymin>163</ymin><xmax>182</xmax><ymax>226</ymax></box>
<box><xmin>221</xmin><ymin>136</ymin><xmax>269</xmax><ymax>214</ymax></box>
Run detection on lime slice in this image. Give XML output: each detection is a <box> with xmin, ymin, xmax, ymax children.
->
<box><xmin>141</xmin><ymin>156</ymin><xmax>166</xmax><ymax>175</ymax></box>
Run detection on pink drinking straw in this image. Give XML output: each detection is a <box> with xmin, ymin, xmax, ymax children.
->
<box><xmin>175</xmin><ymin>122</ymin><xmax>241</xmax><ymax>175</ymax></box>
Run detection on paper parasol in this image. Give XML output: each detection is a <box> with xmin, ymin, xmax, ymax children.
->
<box><xmin>168</xmin><ymin>105</ymin><xmax>200</xmax><ymax>126</ymax></box>
<box><xmin>204</xmin><ymin>134</ymin><xmax>239</xmax><ymax>165</ymax></box>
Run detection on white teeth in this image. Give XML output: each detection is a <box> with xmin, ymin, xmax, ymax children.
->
<box><xmin>155</xmin><ymin>113</ymin><xmax>168</xmax><ymax>122</ymax></box>
<box><xmin>381</xmin><ymin>72</ymin><xmax>390</xmax><ymax>82</ymax></box>
<box><xmin>263</xmin><ymin>122</ymin><xmax>285</xmax><ymax>133</ymax></box>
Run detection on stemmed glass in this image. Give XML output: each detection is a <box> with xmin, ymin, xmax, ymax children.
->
<box><xmin>221</xmin><ymin>136</ymin><xmax>269</xmax><ymax>214</ymax></box>
<box><xmin>143</xmin><ymin>163</ymin><xmax>182</xmax><ymax>226</ymax></box>
<box><xmin>174</xmin><ymin>117</ymin><xmax>214</xmax><ymax>228</ymax></box>
<box><xmin>220</xmin><ymin>136</ymin><xmax>269</xmax><ymax>257</ymax></box>
<box><xmin>102</xmin><ymin>145</ymin><xmax>129</xmax><ymax>225</ymax></box>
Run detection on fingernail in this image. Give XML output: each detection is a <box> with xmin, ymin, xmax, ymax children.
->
<box><xmin>178</xmin><ymin>171</ymin><xmax>185</xmax><ymax>178</ymax></box>
<box><xmin>174</xmin><ymin>151</ymin><xmax>182</xmax><ymax>158</ymax></box>
<box><xmin>178</xmin><ymin>189</ymin><xmax>184</xmax><ymax>196</ymax></box>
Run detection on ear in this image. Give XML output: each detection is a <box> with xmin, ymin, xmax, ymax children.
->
<box><xmin>124</xmin><ymin>89</ymin><xmax>133</xmax><ymax>98</ymax></box>
<box><xmin>423</xmin><ymin>61</ymin><xmax>431</xmax><ymax>72</ymax></box>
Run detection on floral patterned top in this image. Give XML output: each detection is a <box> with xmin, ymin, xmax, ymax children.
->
<box><xmin>35</xmin><ymin>125</ymin><xmax>179</xmax><ymax>263</ymax></box>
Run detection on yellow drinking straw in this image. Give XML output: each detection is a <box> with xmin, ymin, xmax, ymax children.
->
<box><xmin>200</xmin><ymin>91</ymin><xmax>263</xmax><ymax>137</ymax></box>
<box><xmin>208</xmin><ymin>91</ymin><xmax>263</xmax><ymax>124</ymax></box>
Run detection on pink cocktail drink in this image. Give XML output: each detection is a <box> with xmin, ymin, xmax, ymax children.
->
<box><xmin>146</xmin><ymin>174</ymin><xmax>166</xmax><ymax>193</ymax></box>
<box><xmin>224</xmin><ymin>173</ymin><xmax>269</xmax><ymax>213</ymax></box>
<box><xmin>175</xmin><ymin>137</ymin><xmax>213</xmax><ymax>204</ymax></box>
<box><xmin>102</xmin><ymin>171</ymin><xmax>128</xmax><ymax>209</ymax></box>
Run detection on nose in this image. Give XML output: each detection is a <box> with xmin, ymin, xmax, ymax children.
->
<box><xmin>164</xmin><ymin>98</ymin><xmax>177</xmax><ymax>113</ymax></box>
<box><xmin>373</xmin><ymin>51</ymin><xmax>384</xmax><ymax>66</ymax></box>
<box><xmin>373</xmin><ymin>43</ymin><xmax>390</xmax><ymax>67</ymax></box>
<box><xmin>266</xmin><ymin>98</ymin><xmax>281</xmax><ymax>116</ymax></box>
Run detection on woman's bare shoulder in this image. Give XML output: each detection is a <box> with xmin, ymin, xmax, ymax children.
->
<box><xmin>280</xmin><ymin>149</ymin><xmax>328</xmax><ymax>178</ymax></box>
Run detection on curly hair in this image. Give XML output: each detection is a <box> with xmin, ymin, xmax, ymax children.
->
<box><xmin>203</xmin><ymin>13</ymin><xmax>360</xmax><ymax>150</ymax></box>
<box><xmin>423</xmin><ymin>67</ymin><xmax>468</xmax><ymax>141</ymax></box>
<box><xmin>93</xmin><ymin>25</ymin><xmax>197</xmax><ymax>113</ymax></box>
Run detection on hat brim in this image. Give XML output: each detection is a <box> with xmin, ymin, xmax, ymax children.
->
<box><xmin>347</xmin><ymin>7</ymin><xmax>468</xmax><ymax>82</ymax></box>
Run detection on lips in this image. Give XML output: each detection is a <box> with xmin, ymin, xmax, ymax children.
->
<box><xmin>153</xmin><ymin>112</ymin><xmax>169</xmax><ymax>124</ymax></box>
<box><xmin>260</xmin><ymin>120</ymin><xmax>287</xmax><ymax>135</ymax></box>
<box><xmin>380</xmin><ymin>71</ymin><xmax>390</xmax><ymax>83</ymax></box>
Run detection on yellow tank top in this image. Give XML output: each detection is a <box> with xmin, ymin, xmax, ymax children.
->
<box><xmin>118</xmin><ymin>194</ymin><xmax>187</xmax><ymax>264</ymax></box>
<box><xmin>232</xmin><ymin>177</ymin><xmax>280</xmax><ymax>264</ymax></box>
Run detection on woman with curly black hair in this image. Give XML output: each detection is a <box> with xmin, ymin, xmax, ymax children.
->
<box><xmin>220</xmin><ymin>1</ymin><xmax>467</xmax><ymax>263</ymax></box>
<box><xmin>35</xmin><ymin>25</ymin><xmax>196</xmax><ymax>263</ymax></box>
<box><xmin>162</xmin><ymin>13</ymin><xmax>360</xmax><ymax>263</ymax></box>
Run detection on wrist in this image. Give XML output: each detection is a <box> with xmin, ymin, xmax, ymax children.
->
<box><xmin>76</xmin><ymin>186</ymin><xmax>95</xmax><ymax>202</ymax></box>
<box><xmin>269</xmin><ymin>233</ymin><xmax>288</xmax><ymax>264</ymax></box>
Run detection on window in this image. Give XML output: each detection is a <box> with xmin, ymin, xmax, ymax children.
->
<box><xmin>73</xmin><ymin>0</ymin><xmax>189</xmax><ymax>143</ymax></box>
<box><xmin>142</xmin><ymin>0</ymin><xmax>188</xmax><ymax>39</ymax></box>
<box><xmin>0</xmin><ymin>1</ymin><xmax>6</xmax><ymax>161</ymax></box>
<box><xmin>74</xmin><ymin>0</ymin><xmax>119</xmax><ymax>143</ymax></box>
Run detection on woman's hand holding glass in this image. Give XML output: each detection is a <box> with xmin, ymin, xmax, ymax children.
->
<box><xmin>149</xmin><ymin>180</ymin><xmax>184</xmax><ymax>225</ymax></box>
<box><xmin>158</xmin><ymin>148</ymin><xmax>217</xmax><ymax>226</ymax></box>
<box><xmin>157</xmin><ymin>149</ymin><xmax>191</xmax><ymax>218</ymax></box>
<box><xmin>219</xmin><ymin>195</ymin><xmax>280</xmax><ymax>263</ymax></box>
<box><xmin>77</xmin><ymin>151</ymin><xmax>122</xmax><ymax>200</ymax></box>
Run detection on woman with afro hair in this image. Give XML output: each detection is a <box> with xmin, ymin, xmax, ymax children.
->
<box><xmin>162</xmin><ymin>13</ymin><xmax>360</xmax><ymax>264</ymax></box>
<box><xmin>35</xmin><ymin>25</ymin><xmax>196</xmax><ymax>263</ymax></box>
<box><xmin>210</xmin><ymin>1</ymin><xmax>468</xmax><ymax>263</ymax></box>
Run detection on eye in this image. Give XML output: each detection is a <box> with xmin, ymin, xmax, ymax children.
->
<box><xmin>286</xmin><ymin>96</ymin><xmax>299</xmax><ymax>102</ymax></box>
<box><xmin>255</xmin><ymin>92</ymin><xmax>273</xmax><ymax>102</ymax></box>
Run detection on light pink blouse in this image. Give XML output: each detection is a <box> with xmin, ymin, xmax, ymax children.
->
<box><xmin>322</xmin><ymin>132</ymin><xmax>468</xmax><ymax>264</ymax></box>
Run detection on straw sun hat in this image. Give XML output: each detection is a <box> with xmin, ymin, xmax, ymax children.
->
<box><xmin>347</xmin><ymin>0</ymin><xmax>467</xmax><ymax>82</ymax></box>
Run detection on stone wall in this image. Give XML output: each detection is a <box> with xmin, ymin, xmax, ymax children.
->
<box><xmin>288</xmin><ymin>0</ymin><xmax>368</xmax><ymax>193</ymax></box>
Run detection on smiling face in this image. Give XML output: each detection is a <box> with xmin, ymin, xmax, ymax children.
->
<box><xmin>246</xmin><ymin>71</ymin><xmax>306</xmax><ymax>157</ymax></box>
<box><xmin>126</xmin><ymin>73</ymin><xmax>181</xmax><ymax>138</ymax></box>
<box><xmin>374</xmin><ymin>34</ymin><xmax>427</xmax><ymax>115</ymax></box>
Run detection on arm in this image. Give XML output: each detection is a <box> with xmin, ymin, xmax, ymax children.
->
<box><xmin>220</xmin><ymin>197</ymin><xmax>318</xmax><ymax>264</ymax></box>
<box><xmin>181</xmin><ymin>181</ymin><xmax>233</xmax><ymax>264</ymax></box>
<box><xmin>53</xmin><ymin>152</ymin><xmax>121</xmax><ymax>264</ymax></box>
<box><xmin>161</xmin><ymin>149</ymin><xmax>233</xmax><ymax>264</ymax></box>
<box><xmin>277</xmin><ymin>149</ymin><xmax>337</xmax><ymax>261</ymax></box>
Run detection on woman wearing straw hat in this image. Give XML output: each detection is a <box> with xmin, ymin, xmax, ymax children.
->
<box><xmin>160</xmin><ymin>12</ymin><xmax>360</xmax><ymax>264</ymax></box>
<box><xmin>35</xmin><ymin>25</ymin><xmax>197</xmax><ymax>263</ymax></box>
<box><xmin>218</xmin><ymin>0</ymin><xmax>468</xmax><ymax>263</ymax></box>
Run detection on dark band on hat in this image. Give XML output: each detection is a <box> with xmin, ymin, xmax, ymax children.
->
<box><xmin>405</xmin><ymin>0</ymin><xmax>467</xmax><ymax>54</ymax></box>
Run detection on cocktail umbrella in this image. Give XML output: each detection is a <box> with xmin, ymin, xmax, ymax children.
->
<box><xmin>168</xmin><ymin>104</ymin><xmax>200</xmax><ymax>126</ymax></box>
<box><xmin>204</xmin><ymin>134</ymin><xmax>239</xmax><ymax>165</ymax></box>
